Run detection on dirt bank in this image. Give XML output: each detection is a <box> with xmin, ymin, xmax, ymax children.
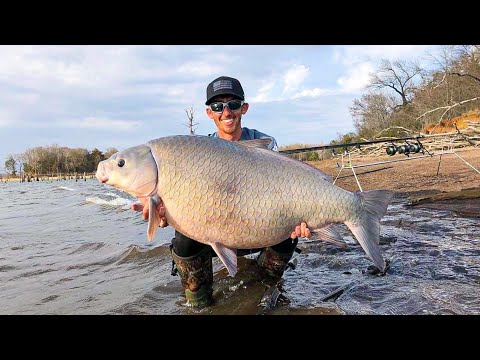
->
<box><xmin>310</xmin><ymin>147</ymin><xmax>480</xmax><ymax>217</ymax></box>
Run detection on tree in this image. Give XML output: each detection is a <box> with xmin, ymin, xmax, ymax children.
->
<box><xmin>5</xmin><ymin>155</ymin><xmax>17</xmax><ymax>176</ymax></box>
<box><xmin>88</xmin><ymin>148</ymin><xmax>104</xmax><ymax>172</ymax></box>
<box><xmin>104</xmin><ymin>147</ymin><xmax>118</xmax><ymax>159</ymax></box>
<box><xmin>339</xmin><ymin>45</ymin><xmax>480</xmax><ymax>143</ymax></box>
<box><xmin>369</xmin><ymin>59</ymin><xmax>424</xmax><ymax>107</ymax></box>
<box><xmin>69</xmin><ymin>148</ymin><xmax>89</xmax><ymax>173</ymax></box>
<box><xmin>184</xmin><ymin>106</ymin><xmax>199</xmax><ymax>135</ymax></box>
<box><xmin>350</xmin><ymin>92</ymin><xmax>397</xmax><ymax>138</ymax></box>
<box><xmin>413</xmin><ymin>45</ymin><xmax>480</xmax><ymax>127</ymax></box>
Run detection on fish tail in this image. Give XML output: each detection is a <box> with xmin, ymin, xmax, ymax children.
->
<box><xmin>344</xmin><ymin>190</ymin><xmax>394</xmax><ymax>271</ymax></box>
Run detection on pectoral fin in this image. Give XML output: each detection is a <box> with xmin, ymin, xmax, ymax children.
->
<box><xmin>210</xmin><ymin>242</ymin><xmax>238</xmax><ymax>277</ymax></box>
<box><xmin>147</xmin><ymin>195</ymin><xmax>161</xmax><ymax>242</ymax></box>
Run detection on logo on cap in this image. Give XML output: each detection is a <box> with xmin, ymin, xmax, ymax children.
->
<box><xmin>213</xmin><ymin>80</ymin><xmax>233</xmax><ymax>92</ymax></box>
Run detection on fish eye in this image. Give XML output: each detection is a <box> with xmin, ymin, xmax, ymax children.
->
<box><xmin>118</xmin><ymin>159</ymin><xmax>125</xmax><ymax>167</ymax></box>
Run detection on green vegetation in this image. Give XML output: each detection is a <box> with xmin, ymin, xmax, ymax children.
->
<box><xmin>279</xmin><ymin>143</ymin><xmax>331</xmax><ymax>161</ymax></box>
<box><xmin>4</xmin><ymin>155</ymin><xmax>17</xmax><ymax>176</ymax></box>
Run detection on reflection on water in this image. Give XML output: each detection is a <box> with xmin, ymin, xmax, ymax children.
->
<box><xmin>0</xmin><ymin>181</ymin><xmax>479</xmax><ymax>314</ymax></box>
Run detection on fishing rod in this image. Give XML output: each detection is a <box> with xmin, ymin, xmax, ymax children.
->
<box><xmin>279</xmin><ymin>135</ymin><xmax>426</xmax><ymax>154</ymax></box>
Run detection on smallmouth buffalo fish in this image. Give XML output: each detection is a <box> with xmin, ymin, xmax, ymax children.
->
<box><xmin>96</xmin><ymin>135</ymin><xmax>394</xmax><ymax>276</ymax></box>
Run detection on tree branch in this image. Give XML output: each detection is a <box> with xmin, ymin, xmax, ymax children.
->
<box><xmin>372</xmin><ymin>126</ymin><xmax>415</xmax><ymax>139</ymax></box>
<box><xmin>415</xmin><ymin>97</ymin><xmax>480</xmax><ymax>121</ymax></box>
<box><xmin>448</xmin><ymin>72</ymin><xmax>480</xmax><ymax>84</ymax></box>
<box><xmin>432</xmin><ymin>72</ymin><xmax>447</xmax><ymax>90</ymax></box>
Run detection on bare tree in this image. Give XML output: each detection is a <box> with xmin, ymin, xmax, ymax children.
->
<box><xmin>369</xmin><ymin>59</ymin><xmax>424</xmax><ymax>107</ymax></box>
<box><xmin>69</xmin><ymin>148</ymin><xmax>89</xmax><ymax>173</ymax></box>
<box><xmin>415</xmin><ymin>45</ymin><xmax>480</xmax><ymax>130</ymax></box>
<box><xmin>104</xmin><ymin>147</ymin><xmax>118</xmax><ymax>159</ymax></box>
<box><xmin>449</xmin><ymin>45</ymin><xmax>480</xmax><ymax>84</ymax></box>
<box><xmin>350</xmin><ymin>92</ymin><xmax>397</xmax><ymax>138</ymax></box>
<box><xmin>184</xmin><ymin>106</ymin><xmax>199</xmax><ymax>135</ymax></box>
<box><xmin>339</xmin><ymin>46</ymin><xmax>480</xmax><ymax>143</ymax></box>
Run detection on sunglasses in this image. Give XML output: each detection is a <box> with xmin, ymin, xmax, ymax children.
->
<box><xmin>209</xmin><ymin>100</ymin><xmax>244</xmax><ymax>113</ymax></box>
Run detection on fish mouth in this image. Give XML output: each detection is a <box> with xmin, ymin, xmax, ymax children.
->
<box><xmin>96</xmin><ymin>161</ymin><xmax>109</xmax><ymax>183</ymax></box>
<box><xmin>95</xmin><ymin>172</ymin><xmax>109</xmax><ymax>183</ymax></box>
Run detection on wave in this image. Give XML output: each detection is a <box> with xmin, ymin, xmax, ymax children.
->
<box><xmin>116</xmin><ymin>244</ymin><xmax>171</xmax><ymax>264</ymax></box>
<box><xmin>56</xmin><ymin>186</ymin><xmax>76</xmax><ymax>191</ymax></box>
<box><xmin>85</xmin><ymin>195</ymin><xmax>133</xmax><ymax>208</ymax></box>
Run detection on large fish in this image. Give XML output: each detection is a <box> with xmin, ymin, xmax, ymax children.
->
<box><xmin>96</xmin><ymin>135</ymin><xmax>393</xmax><ymax>276</ymax></box>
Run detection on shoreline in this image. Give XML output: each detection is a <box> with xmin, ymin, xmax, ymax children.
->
<box><xmin>0</xmin><ymin>174</ymin><xmax>96</xmax><ymax>183</ymax></box>
<box><xmin>310</xmin><ymin>146</ymin><xmax>480</xmax><ymax>217</ymax></box>
<box><xmin>310</xmin><ymin>147</ymin><xmax>480</xmax><ymax>194</ymax></box>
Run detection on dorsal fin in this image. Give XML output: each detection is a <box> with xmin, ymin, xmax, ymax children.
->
<box><xmin>236</xmin><ymin>138</ymin><xmax>272</xmax><ymax>149</ymax></box>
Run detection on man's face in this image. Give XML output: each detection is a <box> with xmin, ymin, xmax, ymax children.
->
<box><xmin>206</xmin><ymin>95</ymin><xmax>249</xmax><ymax>137</ymax></box>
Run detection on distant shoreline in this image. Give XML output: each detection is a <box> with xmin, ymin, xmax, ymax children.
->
<box><xmin>0</xmin><ymin>173</ymin><xmax>96</xmax><ymax>183</ymax></box>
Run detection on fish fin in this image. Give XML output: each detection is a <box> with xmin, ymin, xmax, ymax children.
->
<box><xmin>312</xmin><ymin>225</ymin><xmax>347</xmax><ymax>249</ymax></box>
<box><xmin>147</xmin><ymin>196</ymin><xmax>161</xmax><ymax>242</ymax></box>
<box><xmin>236</xmin><ymin>138</ymin><xmax>273</xmax><ymax>149</ymax></box>
<box><xmin>210</xmin><ymin>242</ymin><xmax>238</xmax><ymax>277</ymax></box>
<box><xmin>345</xmin><ymin>190</ymin><xmax>394</xmax><ymax>271</ymax></box>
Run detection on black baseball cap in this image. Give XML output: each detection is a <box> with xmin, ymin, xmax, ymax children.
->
<box><xmin>205</xmin><ymin>76</ymin><xmax>245</xmax><ymax>105</ymax></box>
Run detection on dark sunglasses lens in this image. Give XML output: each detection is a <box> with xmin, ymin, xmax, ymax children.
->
<box><xmin>210</xmin><ymin>100</ymin><xmax>242</xmax><ymax>112</ymax></box>
<box><xmin>210</xmin><ymin>102</ymin><xmax>224</xmax><ymax>112</ymax></box>
<box><xmin>227</xmin><ymin>100</ymin><xmax>242</xmax><ymax>111</ymax></box>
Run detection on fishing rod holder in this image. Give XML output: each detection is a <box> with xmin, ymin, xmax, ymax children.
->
<box><xmin>333</xmin><ymin>134</ymin><xmax>480</xmax><ymax>192</ymax></box>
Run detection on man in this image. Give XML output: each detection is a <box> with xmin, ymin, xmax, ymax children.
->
<box><xmin>133</xmin><ymin>76</ymin><xmax>310</xmax><ymax>307</ymax></box>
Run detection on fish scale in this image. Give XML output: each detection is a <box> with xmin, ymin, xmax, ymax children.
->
<box><xmin>96</xmin><ymin>135</ymin><xmax>394</xmax><ymax>276</ymax></box>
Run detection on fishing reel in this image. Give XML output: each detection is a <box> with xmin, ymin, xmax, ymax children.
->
<box><xmin>386</xmin><ymin>144</ymin><xmax>397</xmax><ymax>156</ymax></box>
<box><xmin>386</xmin><ymin>141</ymin><xmax>423</xmax><ymax>157</ymax></box>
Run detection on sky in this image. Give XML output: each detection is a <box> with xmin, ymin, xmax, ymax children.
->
<box><xmin>0</xmin><ymin>45</ymin><xmax>442</xmax><ymax>172</ymax></box>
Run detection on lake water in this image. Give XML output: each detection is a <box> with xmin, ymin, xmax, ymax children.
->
<box><xmin>1</xmin><ymin>179</ymin><xmax>479</xmax><ymax>315</ymax></box>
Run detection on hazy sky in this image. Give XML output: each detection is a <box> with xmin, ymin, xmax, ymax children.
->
<box><xmin>0</xmin><ymin>45</ymin><xmax>441</xmax><ymax>172</ymax></box>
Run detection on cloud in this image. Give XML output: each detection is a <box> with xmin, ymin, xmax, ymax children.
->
<box><xmin>252</xmin><ymin>64</ymin><xmax>326</xmax><ymax>102</ymax></box>
<box><xmin>291</xmin><ymin>88</ymin><xmax>329</xmax><ymax>99</ymax></box>
<box><xmin>282</xmin><ymin>64</ymin><xmax>309</xmax><ymax>94</ymax></box>
<box><xmin>0</xmin><ymin>119</ymin><xmax>13</xmax><ymax>127</ymax></box>
<box><xmin>337</xmin><ymin>62</ymin><xmax>375</xmax><ymax>93</ymax></box>
<box><xmin>177</xmin><ymin>61</ymin><xmax>222</xmax><ymax>76</ymax></box>
<box><xmin>61</xmin><ymin>117</ymin><xmax>142</xmax><ymax>131</ymax></box>
<box><xmin>333</xmin><ymin>45</ymin><xmax>436</xmax><ymax>66</ymax></box>
<box><xmin>251</xmin><ymin>80</ymin><xmax>276</xmax><ymax>102</ymax></box>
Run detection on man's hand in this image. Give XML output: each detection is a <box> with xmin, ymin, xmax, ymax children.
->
<box><xmin>131</xmin><ymin>197</ymin><xmax>169</xmax><ymax>227</ymax></box>
<box><xmin>291</xmin><ymin>222</ymin><xmax>311</xmax><ymax>239</ymax></box>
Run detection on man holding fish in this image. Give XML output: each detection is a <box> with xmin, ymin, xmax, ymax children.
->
<box><xmin>132</xmin><ymin>76</ymin><xmax>311</xmax><ymax>307</ymax></box>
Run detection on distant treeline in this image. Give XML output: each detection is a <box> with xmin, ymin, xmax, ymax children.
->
<box><xmin>3</xmin><ymin>145</ymin><xmax>118</xmax><ymax>178</ymax></box>
<box><xmin>279</xmin><ymin>143</ymin><xmax>332</xmax><ymax>161</ymax></box>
